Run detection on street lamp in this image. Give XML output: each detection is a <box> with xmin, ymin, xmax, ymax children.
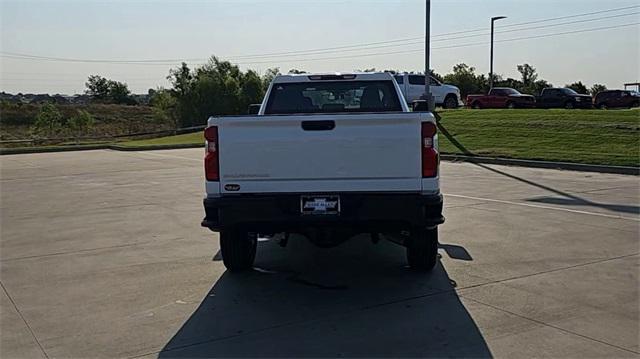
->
<box><xmin>489</xmin><ymin>16</ymin><xmax>507</xmax><ymax>90</ymax></box>
<box><xmin>425</xmin><ymin>0</ymin><xmax>433</xmax><ymax>111</ymax></box>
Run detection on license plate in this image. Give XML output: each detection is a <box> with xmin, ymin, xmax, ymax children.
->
<box><xmin>300</xmin><ymin>195</ymin><xmax>340</xmax><ymax>215</ymax></box>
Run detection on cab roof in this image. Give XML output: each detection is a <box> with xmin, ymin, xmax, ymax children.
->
<box><xmin>272</xmin><ymin>72</ymin><xmax>394</xmax><ymax>83</ymax></box>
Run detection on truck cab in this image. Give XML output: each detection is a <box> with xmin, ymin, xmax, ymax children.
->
<box><xmin>536</xmin><ymin>88</ymin><xmax>592</xmax><ymax>109</ymax></box>
<box><xmin>201</xmin><ymin>72</ymin><xmax>444</xmax><ymax>272</ymax></box>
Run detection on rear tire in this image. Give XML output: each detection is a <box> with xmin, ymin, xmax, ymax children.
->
<box><xmin>220</xmin><ymin>228</ymin><xmax>257</xmax><ymax>272</ymax></box>
<box><xmin>471</xmin><ymin>102</ymin><xmax>482</xmax><ymax>109</ymax></box>
<box><xmin>444</xmin><ymin>95</ymin><xmax>458</xmax><ymax>109</ymax></box>
<box><xmin>598</xmin><ymin>103</ymin><xmax>608</xmax><ymax>110</ymax></box>
<box><xmin>506</xmin><ymin>101</ymin><xmax>516</xmax><ymax>109</ymax></box>
<box><xmin>565</xmin><ymin>101</ymin><xmax>575</xmax><ymax>109</ymax></box>
<box><xmin>406</xmin><ymin>227</ymin><xmax>438</xmax><ymax>272</ymax></box>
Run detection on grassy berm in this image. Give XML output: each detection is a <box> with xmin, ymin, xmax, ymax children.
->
<box><xmin>436</xmin><ymin>109</ymin><xmax>639</xmax><ymax>167</ymax></box>
<box><xmin>1</xmin><ymin>103</ymin><xmax>164</xmax><ymax>141</ymax></box>
<box><xmin>122</xmin><ymin>109</ymin><xmax>638</xmax><ymax>167</ymax></box>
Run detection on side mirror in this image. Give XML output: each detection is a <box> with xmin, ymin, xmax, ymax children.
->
<box><xmin>247</xmin><ymin>104</ymin><xmax>261</xmax><ymax>115</ymax></box>
<box><xmin>412</xmin><ymin>100</ymin><xmax>428</xmax><ymax>112</ymax></box>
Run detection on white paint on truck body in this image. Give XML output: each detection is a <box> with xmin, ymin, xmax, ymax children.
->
<box><xmin>205</xmin><ymin>72</ymin><xmax>440</xmax><ymax>197</ymax></box>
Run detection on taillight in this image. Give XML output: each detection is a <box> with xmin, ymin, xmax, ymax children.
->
<box><xmin>204</xmin><ymin>126</ymin><xmax>219</xmax><ymax>181</ymax></box>
<box><xmin>421</xmin><ymin>122</ymin><xmax>438</xmax><ymax>178</ymax></box>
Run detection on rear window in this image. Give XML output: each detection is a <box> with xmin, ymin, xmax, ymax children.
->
<box><xmin>264</xmin><ymin>80</ymin><xmax>402</xmax><ymax>114</ymax></box>
<box><xmin>394</xmin><ymin>75</ymin><xmax>404</xmax><ymax>84</ymax></box>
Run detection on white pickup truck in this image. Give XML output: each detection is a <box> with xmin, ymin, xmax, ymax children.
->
<box><xmin>393</xmin><ymin>73</ymin><xmax>461</xmax><ymax>108</ymax></box>
<box><xmin>201</xmin><ymin>72</ymin><xmax>444</xmax><ymax>272</ymax></box>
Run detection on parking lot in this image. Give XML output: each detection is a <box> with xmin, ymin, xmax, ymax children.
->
<box><xmin>1</xmin><ymin>148</ymin><xmax>638</xmax><ymax>358</ymax></box>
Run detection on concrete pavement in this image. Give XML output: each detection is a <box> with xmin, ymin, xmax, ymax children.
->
<box><xmin>1</xmin><ymin>149</ymin><xmax>638</xmax><ymax>358</ymax></box>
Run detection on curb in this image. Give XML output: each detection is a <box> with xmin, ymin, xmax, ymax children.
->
<box><xmin>440</xmin><ymin>154</ymin><xmax>639</xmax><ymax>176</ymax></box>
<box><xmin>0</xmin><ymin>144</ymin><xmax>110</xmax><ymax>155</ymax></box>
<box><xmin>108</xmin><ymin>143</ymin><xmax>202</xmax><ymax>151</ymax></box>
<box><xmin>0</xmin><ymin>143</ymin><xmax>202</xmax><ymax>155</ymax></box>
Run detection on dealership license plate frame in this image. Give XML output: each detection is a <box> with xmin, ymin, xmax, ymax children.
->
<box><xmin>300</xmin><ymin>195</ymin><xmax>341</xmax><ymax>215</ymax></box>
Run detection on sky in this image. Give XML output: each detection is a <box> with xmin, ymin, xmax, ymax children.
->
<box><xmin>1</xmin><ymin>0</ymin><xmax>639</xmax><ymax>95</ymax></box>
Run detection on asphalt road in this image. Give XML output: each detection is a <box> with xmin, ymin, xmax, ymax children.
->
<box><xmin>1</xmin><ymin>149</ymin><xmax>638</xmax><ymax>358</ymax></box>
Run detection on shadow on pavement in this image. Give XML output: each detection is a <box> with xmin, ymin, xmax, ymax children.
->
<box><xmin>474</xmin><ymin>163</ymin><xmax>640</xmax><ymax>215</ymax></box>
<box><xmin>525</xmin><ymin>196</ymin><xmax>639</xmax><ymax>215</ymax></box>
<box><xmin>158</xmin><ymin>236</ymin><xmax>491</xmax><ymax>358</ymax></box>
<box><xmin>439</xmin><ymin>243</ymin><xmax>473</xmax><ymax>261</ymax></box>
<box><xmin>436</xmin><ymin>120</ymin><xmax>639</xmax><ymax>216</ymax></box>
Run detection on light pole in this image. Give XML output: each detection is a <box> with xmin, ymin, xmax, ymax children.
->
<box><xmin>489</xmin><ymin>16</ymin><xmax>507</xmax><ymax>90</ymax></box>
<box><xmin>425</xmin><ymin>0</ymin><xmax>433</xmax><ymax>111</ymax></box>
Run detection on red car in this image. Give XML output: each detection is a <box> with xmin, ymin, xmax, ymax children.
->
<box><xmin>466</xmin><ymin>87</ymin><xmax>536</xmax><ymax>109</ymax></box>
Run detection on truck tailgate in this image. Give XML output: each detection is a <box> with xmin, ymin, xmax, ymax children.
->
<box><xmin>212</xmin><ymin>112</ymin><xmax>431</xmax><ymax>194</ymax></box>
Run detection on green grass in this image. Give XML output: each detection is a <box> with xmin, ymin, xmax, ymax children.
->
<box><xmin>436</xmin><ymin>108</ymin><xmax>639</xmax><ymax>167</ymax></box>
<box><xmin>116</xmin><ymin>109</ymin><xmax>639</xmax><ymax>167</ymax></box>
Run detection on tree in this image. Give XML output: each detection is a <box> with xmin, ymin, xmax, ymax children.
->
<box><xmin>107</xmin><ymin>80</ymin><xmax>135</xmax><ymax>105</ymax></box>
<box><xmin>590</xmin><ymin>83</ymin><xmax>607</xmax><ymax>95</ymax></box>
<box><xmin>166</xmin><ymin>56</ymin><xmax>271</xmax><ymax>127</ymax></box>
<box><xmin>168</xmin><ymin>63</ymin><xmax>193</xmax><ymax>98</ymax></box>
<box><xmin>241</xmin><ymin>70</ymin><xmax>266</xmax><ymax>109</ymax></box>
<box><xmin>495</xmin><ymin>77</ymin><xmax>523</xmax><ymax>91</ymax></box>
<box><xmin>442</xmin><ymin>63</ymin><xmax>487</xmax><ymax>100</ymax></box>
<box><xmin>288</xmin><ymin>69</ymin><xmax>307</xmax><ymax>74</ymax></box>
<box><xmin>566</xmin><ymin>81</ymin><xmax>589</xmax><ymax>94</ymax></box>
<box><xmin>262</xmin><ymin>67</ymin><xmax>280</xmax><ymax>90</ymax></box>
<box><xmin>429</xmin><ymin>69</ymin><xmax>444</xmax><ymax>84</ymax></box>
<box><xmin>85</xmin><ymin>75</ymin><xmax>110</xmax><ymax>101</ymax></box>
<box><xmin>167</xmin><ymin>63</ymin><xmax>196</xmax><ymax>125</ymax></box>
<box><xmin>67</xmin><ymin>110</ymin><xmax>95</xmax><ymax>143</ymax></box>
<box><xmin>150</xmin><ymin>88</ymin><xmax>178</xmax><ymax>129</ymax></box>
<box><xmin>531</xmin><ymin>79</ymin><xmax>553</xmax><ymax>95</ymax></box>
<box><xmin>85</xmin><ymin>75</ymin><xmax>135</xmax><ymax>104</ymax></box>
<box><xmin>193</xmin><ymin>57</ymin><xmax>244</xmax><ymax>118</ymax></box>
<box><xmin>33</xmin><ymin>103</ymin><xmax>64</xmax><ymax>137</ymax></box>
<box><xmin>517</xmin><ymin>64</ymin><xmax>538</xmax><ymax>87</ymax></box>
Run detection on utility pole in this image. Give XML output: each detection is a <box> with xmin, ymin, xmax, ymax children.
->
<box><xmin>425</xmin><ymin>0</ymin><xmax>433</xmax><ymax>111</ymax></box>
<box><xmin>489</xmin><ymin>16</ymin><xmax>507</xmax><ymax>90</ymax></box>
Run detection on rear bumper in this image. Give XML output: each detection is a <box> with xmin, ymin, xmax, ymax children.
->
<box><xmin>201</xmin><ymin>193</ymin><xmax>444</xmax><ymax>232</ymax></box>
